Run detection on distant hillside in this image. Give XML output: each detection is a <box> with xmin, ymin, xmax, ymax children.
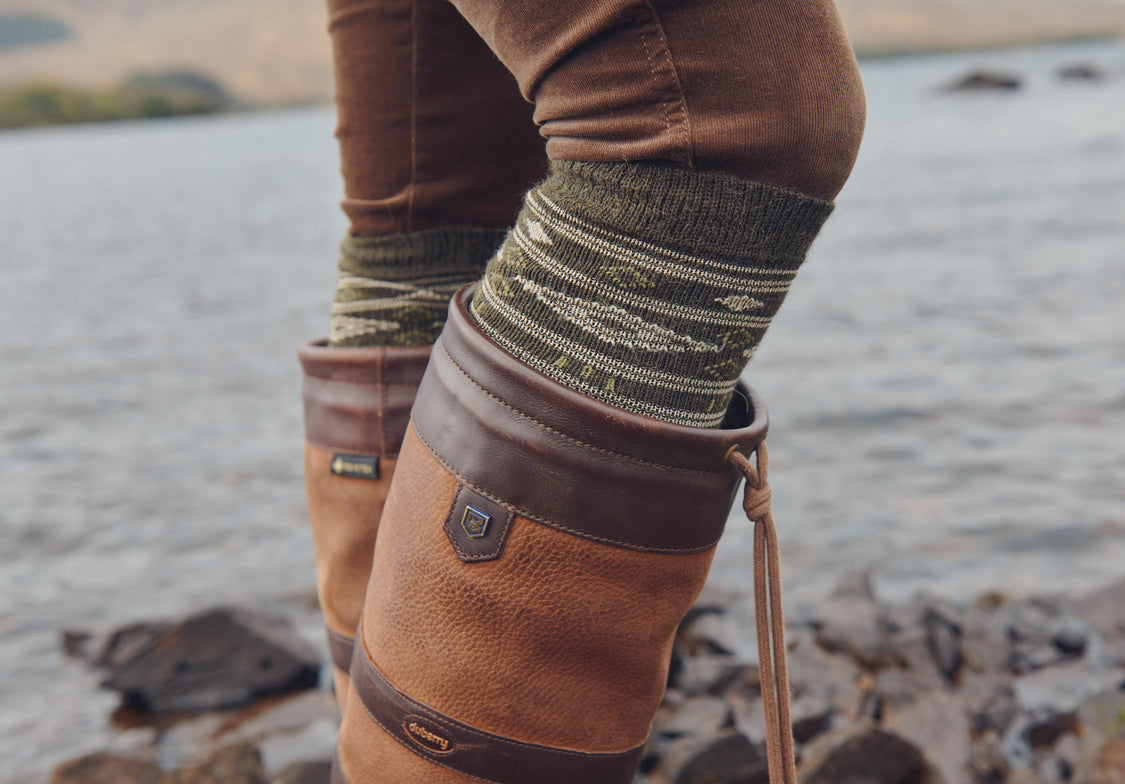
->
<box><xmin>839</xmin><ymin>0</ymin><xmax>1125</xmax><ymax>55</ymax></box>
<box><xmin>1</xmin><ymin>0</ymin><xmax>1124</xmax><ymax>105</ymax></box>
<box><xmin>0</xmin><ymin>1</ymin><xmax>332</xmax><ymax>104</ymax></box>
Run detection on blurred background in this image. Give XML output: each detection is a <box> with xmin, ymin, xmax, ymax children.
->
<box><xmin>1</xmin><ymin>1</ymin><xmax>1123</xmax><ymax>782</ymax></box>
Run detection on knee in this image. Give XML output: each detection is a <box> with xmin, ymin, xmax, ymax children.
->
<box><xmin>701</xmin><ymin>47</ymin><xmax>867</xmax><ymax>202</ymax></box>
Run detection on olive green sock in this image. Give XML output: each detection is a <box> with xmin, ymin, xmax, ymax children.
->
<box><xmin>329</xmin><ymin>227</ymin><xmax>505</xmax><ymax>348</ymax></box>
<box><xmin>469</xmin><ymin>161</ymin><xmax>834</xmax><ymax>427</ymax></box>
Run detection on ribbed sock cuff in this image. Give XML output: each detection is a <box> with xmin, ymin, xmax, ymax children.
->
<box><xmin>330</xmin><ymin>227</ymin><xmax>504</xmax><ymax>348</ymax></box>
<box><xmin>470</xmin><ymin>162</ymin><xmax>834</xmax><ymax>427</ymax></box>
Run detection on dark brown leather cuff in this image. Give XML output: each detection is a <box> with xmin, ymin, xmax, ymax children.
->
<box><xmin>298</xmin><ymin>340</ymin><xmax>431</xmax><ymax>458</ymax></box>
<box><xmin>411</xmin><ymin>287</ymin><xmax>769</xmax><ymax>555</ymax></box>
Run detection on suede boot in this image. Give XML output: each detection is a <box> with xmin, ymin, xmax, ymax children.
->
<box><xmin>332</xmin><ymin>287</ymin><xmax>795</xmax><ymax>784</ymax></box>
<box><xmin>298</xmin><ymin>340</ymin><xmax>430</xmax><ymax>706</ymax></box>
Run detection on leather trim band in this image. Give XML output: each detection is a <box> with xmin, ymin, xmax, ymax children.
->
<box><xmin>410</xmin><ymin>287</ymin><xmax>769</xmax><ymax>553</ymax></box>
<box><xmin>326</xmin><ymin>627</ymin><xmax>355</xmax><ymax>674</ymax></box>
<box><xmin>351</xmin><ymin>642</ymin><xmax>646</xmax><ymax>784</ymax></box>
<box><xmin>299</xmin><ymin>340</ymin><xmax>430</xmax><ymax>458</ymax></box>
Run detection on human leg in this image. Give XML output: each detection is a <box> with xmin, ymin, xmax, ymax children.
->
<box><xmin>336</xmin><ymin>1</ymin><xmax>865</xmax><ymax>781</ymax></box>
<box><xmin>302</xmin><ymin>0</ymin><xmax>544</xmax><ymax>704</ymax></box>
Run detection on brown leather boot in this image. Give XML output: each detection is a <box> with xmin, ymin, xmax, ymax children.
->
<box><xmin>298</xmin><ymin>340</ymin><xmax>430</xmax><ymax>706</ymax></box>
<box><xmin>332</xmin><ymin>288</ymin><xmax>797</xmax><ymax>784</ymax></box>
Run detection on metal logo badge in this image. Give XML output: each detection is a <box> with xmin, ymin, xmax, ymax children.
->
<box><xmin>461</xmin><ymin>506</ymin><xmax>491</xmax><ymax>539</ymax></box>
<box><xmin>330</xmin><ymin>453</ymin><xmax>380</xmax><ymax>480</ymax></box>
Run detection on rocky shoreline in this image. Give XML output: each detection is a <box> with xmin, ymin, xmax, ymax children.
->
<box><xmin>53</xmin><ymin>573</ymin><xmax>1125</xmax><ymax>784</ymax></box>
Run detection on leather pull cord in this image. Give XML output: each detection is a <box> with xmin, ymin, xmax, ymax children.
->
<box><xmin>726</xmin><ymin>442</ymin><xmax>796</xmax><ymax>784</ymax></box>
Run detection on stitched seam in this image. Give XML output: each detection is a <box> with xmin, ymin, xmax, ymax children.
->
<box><xmin>358</xmin><ymin>641</ymin><xmax>643</xmax><ymax>760</ymax></box>
<box><xmin>406</xmin><ymin>0</ymin><xmax>418</xmax><ymax>230</ymax></box>
<box><xmin>440</xmin><ymin>344</ymin><xmax>723</xmax><ymax>477</ymax></box>
<box><xmin>643</xmin><ymin>0</ymin><xmax>693</xmax><ymax>168</ymax></box>
<box><xmin>638</xmin><ymin>0</ymin><xmax>693</xmax><ymax>168</ymax></box>
<box><xmin>306</xmin><ymin>377</ymin><xmax>422</xmax><ymax>388</ymax></box>
<box><xmin>412</xmin><ymin>424</ymin><xmax>718</xmax><ymax>554</ymax></box>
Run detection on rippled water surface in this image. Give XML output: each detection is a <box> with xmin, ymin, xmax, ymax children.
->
<box><xmin>2</xmin><ymin>40</ymin><xmax>1124</xmax><ymax>781</ymax></box>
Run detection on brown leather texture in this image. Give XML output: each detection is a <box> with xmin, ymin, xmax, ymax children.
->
<box><xmin>335</xmin><ymin>287</ymin><xmax>770</xmax><ymax>782</ymax></box>
<box><xmin>299</xmin><ymin>340</ymin><xmax>431</xmax><ymax>458</ymax></box>
<box><xmin>300</xmin><ymin>340</ymin><xmax>431</xmax><ymax>703</ymax></box>
<box><xmin>341</xmin><ymin>428</ymin><xmax>715</xmax><ymax>781</ymax></box>
<box><xmin>305</xmin><ymin>445</ymin><xmax>396</xmax><ymax>654</ymax></box>
<box><xmin>349</xmin><ymin>637</ymin><xmax>645</xmax><ymax>783</ymax></box>
<box><xmin>411</xmin><ymin>288</ymin><xmax>768</xmax><ymax>553</ymax></box>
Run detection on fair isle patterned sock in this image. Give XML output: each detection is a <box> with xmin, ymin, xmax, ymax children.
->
<box><xmin>329</xmin><ymin>227</ymin><xmax>505</xmax><ymax>348</ymax></box>
<box><xmin>469</xmin><ymin>161</ymin><xmax>834</xmax><ymax>427</ymax></box>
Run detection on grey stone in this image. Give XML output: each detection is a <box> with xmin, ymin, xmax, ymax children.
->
<box><xmin>1074</xmin><ymin>577</ymin><xmax>1125</xmax><ymax>639</ymax></box>
<box><xmin>969</xmin><ymin>731</ymin><xmax>1009</xmax><ymax>784</ymax></box>
<box><xmin>1057</xmin><ymin>63</ymin><xmax>1110</xmax><ymax>82</ymax></box>
<box><xmin>964</xmin><ymin>678</ymin><xmax>1017</xmax><ymax>735</ymax></box>
<box><xmin>873</xmin><ymin>669</ymin><xmax>946</xmax><ymax>715</ymax></box>
<box><xmin>671</xmin><ymin>733</ymin><xmax>769</xmax><ymax>784</ymax></box>
<box><xmin>961</xmin><ymin>601</ymin><xmax>1011</xmax><ymax>674</ymax></box>
<box><xmin>922</xmin><ymin>603</ymin><xmax>964</xmax><ymax>684</ymax></box>
<box><xmin>832</xmin><ymin>570</ymin><xmax>877</xmax><ymax>602</ymax></box>
<box><xmin>944</xmin><ymin>70</ymin><xmax>1022</xmax><ymax>91</ymax></box>
<box><xmin>272</xmin><ymin>760</ymin><xmax>331</xmax><ymax>784</ymax></box>
<box><xmin>100</xmin><ymin>607</ymin><xmax>320</xmax><ymax>713</ymax></box>
<box><xmin>163</xmin><ymin>743</ymin><xmax>268</xmax><ymax>784</ymax></box>
<box><xmin>814</xmin><ymin>597</ymin><xmax>896</xmax><ymax>670</ymax></box>
<box><xmin>50</xmin><ymin>753</ymin><xmax>162</xmax><ymax>784</ymax></box>
<box><xmin>660</xmin><ymin>696</ymin><xmax>730</xmax><ymax>739</ymax></box>
<box><xmin>887</xmin><ymin>691</ymin><xmax>972</xmax><ymax>784</ymax></box>
<box><xmin>1008</xmin><ymin>598</ymin><xmax>1088</xmax><ymax>674</ymax></box>
<box><xmin>787</xmin><ymin>636</ymin><xmax>865</xmax><ymax>722</ymax></box>
<box><xmin>802</xmin><ymin>727</ymin><xmax>935</xmax><ymax>784</ymax></box>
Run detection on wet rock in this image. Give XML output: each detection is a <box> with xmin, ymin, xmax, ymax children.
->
<box><xmin>965</xmin><ymin>679</ymin><xmax>1017</xmax><ymax>735</ymax></box>
<box><xmin>960</xmin><ymin>600</ymin><xmax>1011</xmax><ymax>674</ymax></box>
<box><xmin>163</xmin><ymin>743</ymin><xmax>268</xmax><ymax>784</ymax></box>
<box><xmin>1023</xmin><ymin>710</ymin><xmax>1080</xmax><ymax>751</ymax></box>
<box><xmin>922</xmin><ymin>603</ymin><xmax>964</xmax><ymax>684</ymax></box>
<box><xmin>787</xmin><ymin>637</ymin><xmax>865</xmax><ymax>722</ymax></box>
<box><xmin>873</xmin><ymin>669</ymin><xmax>945</xmax><ymax>715</ymax></box>
<box><xmin>814</xmin><ymin>596</ymin><xmax>896</xmax><ymax>670</ymax></box>
<box><xmin>98</xmin><ymin>621</ymin><xmax>175</xmax><ymax>669</ymax></box>
<box><xmin>885</xmin><ymin>601</ymin><xmax>947</xmax><ymax>682</ymax></box>
<box><xmin>886</xmin><ymin>692</ymin><xmax>972</xmax><ymax>784</ymax></box>
<box><xmin>1057</xmin><ymin>64</ymin><xmax>1109</xmax><ymax>82</ymax></box>
<box><xmin>677</xmin><ymin>608</ymin><xmax>741</xmax><ymax>658</ymax></box>
<box><xmin>671</xmin><ymin>733</ymin><xmax>768</xmax><ymax>784</ymax></box>
<box><xmin>944</xmin><ymin>70</ymin><xmax>1022</xmax><ymax>91</ymax></box>
<box><xmin>1008</xmin><ymin>598</ymin><xmax>1089</xmax><ymax>674</ymax></box>
<box><xmin>832</xmin><ymin>570</ymin><xmax>877</xmax><ymax>602</ymax></box>
<box><xmin>801</xmin><ymin>727</ymin><xmax>934</xmax><ymax>784</ymax></box>
<box><xmin>50</xmin><ymin>752</ymin><xmax>162</xmax><ymax>784</ymax></box>
<box><xmin>1074</xmin><ymin>577</ymin><xmax>1125</xmax><ymax>640</ymax></box>
<box><xmin>61</xmin><ymin>629</ymin><xmax>94</xmax><ymax>660</ymax></box>
<box><xmin>676</xmin><ymin>656</ymin><xmax>754</xmax><ymax>698</ymax></box>
<box><xmin>969</xmin><ymin>731</ymin><xmax>1009</xmax><ymax>784</ymax></box>
<box><xmin>273</xmin><ymin>760</ymin><xmax>331</xmax><ymax>784</ymax></box>
<box><xmin>100</xmin><ymin>607</ymin><xmax>320</xmax><ymax>713</ymax></box>
<box><xmin>660</xmin><ymin>696</ymin><xmax>730</xmax><ymax>739</ymax></box>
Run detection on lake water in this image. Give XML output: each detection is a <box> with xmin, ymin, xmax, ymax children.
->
<box><xmin>1</xmin><ymin>39</ymin><xmax>1123</xmax><ymax>782</ymax></box>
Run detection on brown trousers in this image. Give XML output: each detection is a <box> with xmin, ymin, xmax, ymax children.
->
<box><xmin>327</xmin><ymin>0</ymin><xmax>866</xmax><ymax>237</ymax></box>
